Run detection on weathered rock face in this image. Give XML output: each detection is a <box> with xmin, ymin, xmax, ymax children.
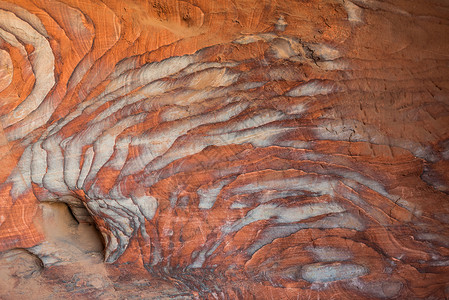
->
<box><xmin>0</xmin><ymin>0</ymin><xmax>448</xmax><ymax>298</ymax></box>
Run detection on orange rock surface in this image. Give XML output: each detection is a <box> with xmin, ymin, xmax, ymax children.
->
<box><xmin>0</xmin><ymin>0</ymin><xmax>449</xmax><ymax>298</ymax></box>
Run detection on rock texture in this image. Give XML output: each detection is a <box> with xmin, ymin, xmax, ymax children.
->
<box><xmin>0</xmin><ymin>0</ymin><xmax>449</xmax><ymax>298</ymax></box>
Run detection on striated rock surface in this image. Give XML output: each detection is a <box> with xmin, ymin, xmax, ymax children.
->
<box><xmin>0</xmin><ymin>0</ymin><xmax>448</xmax><ymax>298</ymax></box>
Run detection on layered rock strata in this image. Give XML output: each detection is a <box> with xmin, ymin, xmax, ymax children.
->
<box><xmin>0</xmin><ymin>0</ymin><xmax>448</xmax><ymax>298</ymax></box>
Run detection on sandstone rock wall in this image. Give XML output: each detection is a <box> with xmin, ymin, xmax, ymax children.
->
<box><xmin>0</xmin><ymin>0</ymin><xmax>448</xmax><ymax>298</ymax></box>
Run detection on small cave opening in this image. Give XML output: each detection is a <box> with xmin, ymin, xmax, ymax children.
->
<box><xmin>33</xmin><ymin>199</ymin><xmax>105</xmax><ymax>265</ymax></box>
<box><xmin>1</xmin><ymin>201</ymin><xmax>114</xmax><ymax>298</ymax></box>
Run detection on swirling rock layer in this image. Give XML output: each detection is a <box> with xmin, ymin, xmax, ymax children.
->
<box><xmin>0</xmin><ymin>0</ymin><xmax>449</xmax><ymax>298</ymax></box>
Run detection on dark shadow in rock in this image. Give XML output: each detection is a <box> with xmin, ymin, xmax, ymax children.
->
<box><xmin>30</xmin><ymin>201</ymin><xmax>104</xmax><ymax>266</ymax></box>
<box><xmin>0</xmin><ymin>201</ymin><xmax>189</xmax><ymax>299</ymax></box>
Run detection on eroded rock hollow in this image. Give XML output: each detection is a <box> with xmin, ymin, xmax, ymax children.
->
<box><xmin>0</xmin><ymin>0</ymin><xmax>448</xmax><ymax>298</ymax></box>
